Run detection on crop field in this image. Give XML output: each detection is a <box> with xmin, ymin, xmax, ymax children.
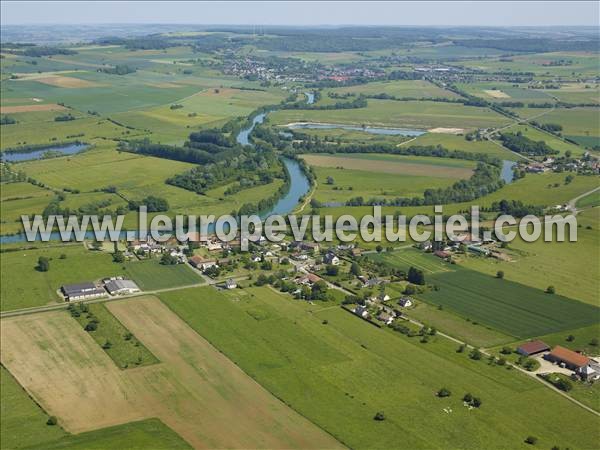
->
<box><xmin>0</xmin><ymin>115</ymin><xmax>143</xmax><ymax>149</ymax></box>
<box><xmin>270</xmin><ymin>99</ymin><xmax>511</xmax><ymax>130</ymax></box>
<box><xmin>161</xmin><ymin>285</ymin><xmax>600</xmax><ymax>450</ymax></box>
<box><xmin>0</xmin><ymin>297</ymin><xmax>342</xmax><ymax>449</ymax></box>
<box><xmin>123</xmin><ymin>259</ymin><xmax>203</xmax><ymax>291</ymax></box>
<box><xmin>300</xmin><ymin>151</ymin><xmax>477</xmax><ymax>217</ymax></box>
<box><xmin>368</xmin><ymin>247</ymin><xmax>453</xmax><ymax>274</ymax></box>
<box><xmin>310</xmin><ymin>167</ymin><xmax>460</xmax><ymax>204</ymax></box>
<box><xmin>406</xmin><ymin>132</ymin><xmax>519</xmax><ymax>160</ymax></box>
<box><xmin>462</xmin><ymin>208</ymin><xmax>600</xmax><ymax>306</ymax></box>
<box><xmin>0</xmin><ymin>103</ymin><xmax>67</xmax><ymax>113</ymax></box>
<box><xmin>455</xmin><ymin>82</ymin><xmax>554</xmax><ymax>104</ymax></box>
<box><xmin>320</xmin><ymin>79</ymin><xmax>461</xmax><ymax>101</ymax></box>
<box><xmin>111</xmin><ymin>87</ymin><xmax>286</xmax><ymax>143</ymax></box>
<box><xmin>406</xmin><ymin>301</ymin><xmax>515</xmax><ymax>348</ymax></box>
<box><xmin>1</xmin><ymin>182</ymin><xmax>55</xmax><ymax>235</ymax></box>
<box><xmin>540</xmin><ymin>82</ymin><xmax>600</xmax><ymax>104</ymax></box>
<box><xmin>418</xmin><ymin>265</ymin><xmax>600</xmax><ymax>339</ymax></box>
<box><xmin>12</xmin><ymin>140</ymin><xmax>286</xmax><ymax>225</ymax></box>
<box><xmin>454</xmin><ymin>52</ymin><xmax>600</xmax><ymax>78</ymax></box>
<box><xmin>1</xmin><ymin>366</ymin><xmax>190</xmax><ymax>450</ymax></box>
<box><xmin>509</xmin><ymin>107</ymin><xmax>599</xmax><ymax>144</ymax></box>
<box><xmin>302</xmin><ymin>153</ymin><xmax>475</xmax><ymax>178</ymax></box>
<box><xmin>509</xmin><ymin>124</ymin><xmax>585</xmax><ymax>156</ymax></box>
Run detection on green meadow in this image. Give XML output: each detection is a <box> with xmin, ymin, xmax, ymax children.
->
<box><xmin>320</xmin><ymin>79</ymin><xmax>461</xmax><ymax>101</ymax></box>
<box><xmin>303</xmin><ymin>153</ymin><xmax>475</xmax><ymax>204</ymax></box>
<box><xmin>461</xmin><ymin>208</ymin><xmax>600</xmax><ymax>306</ymax></box>
<box><xmin>270</xmin><ymin>99</ymin><xmax>510</xmax><ymax>130</ymax></box>
<box><xmin>0</xmin><ymin>244</ymin><xmax>128</xmax><ymax>311</ymax></box>
<box><xmin>160</xmin><ymin>285</ymin><xmax>600</xmax><ymax>450</ymax></box>
<box><xmin>407</xmin><ymin>132</ymin><xmax>519</xmax><ymax>160</ymax></box>
<box><xmin>123</xmin><ymin>259</ymin><xmax>203</xmax><ymax>291</ymax></box>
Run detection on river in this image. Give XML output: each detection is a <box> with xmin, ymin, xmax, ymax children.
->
<box><xmin>1</xmin><ymin>143</ymin><xmax>88</xmax><ymax>163</ymax></box>
<box><xmin>235</xmin><ymin>111</ymin><xmax>311</xmax><ymax>218</ymax></box>
<box><xmin>0</xmin><ymin>100</ymin><xmax>513</xmax><ymax>243</ymax></box>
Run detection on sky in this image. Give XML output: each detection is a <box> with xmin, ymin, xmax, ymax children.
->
<box><xmin>1</xmin><ymin>1</ymin><xmax>599</xmax><ymax>26</ymax></box>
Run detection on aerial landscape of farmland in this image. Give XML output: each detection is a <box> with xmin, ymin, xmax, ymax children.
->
<box><xmin>0</xmin><ymin>1</ymin><xmax>599</xmax><ymax>449</ymax></box>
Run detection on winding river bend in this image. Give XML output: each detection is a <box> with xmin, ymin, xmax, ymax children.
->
<box><xmin>235</xmin><ymin>111</ymin><xmax>311</xmax><ymax>218</ymax></box>
<box><xmin>1</xmin><ymin>96</ymin><xmax>512</xmax><ymax>243</ymax></box>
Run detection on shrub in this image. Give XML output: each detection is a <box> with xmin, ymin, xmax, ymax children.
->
<box><xmin>525</xmin><ymin>436</ymin><xmax>538</xmax><ymax>445</ymax></box>
<box><xmin>36</xmin><ymin>256</ymin><xmax>50</xmax><ymax>272</ymax></box>
<box><xmin>469</xmin><ymin>348</ymin><xmax>483</xmax><ymax>360</ymax></box>
<box><xmin>373</xmin><ymin>411</ymin><xmax>386</xmax><ymax>421</ymax></box>
<box><xmin>46</xmin><ymin>416</ymin><xmax>58</xmax><ymax>426</ymax></box>
<box><xmin>437</xmin><ymin>388</ymin><xmax>451</xmax><ymax>397</ymax></box>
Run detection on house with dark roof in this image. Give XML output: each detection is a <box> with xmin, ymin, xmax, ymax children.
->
<box><xmin>61</xmin><ymin>282</ymin><xmax>106</xmax><ymax>302</ymax></box>
<box><xmin>546</xmin><ymin>346</ymin><xmax>590</xmax><ymax>370</ymax></box>
<box><xmin>517</xmin><ymin>340</ymin><xmax>550</xmax><ymax>357</ymax></box>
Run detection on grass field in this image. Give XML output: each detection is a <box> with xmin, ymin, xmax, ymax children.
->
<box><xmin>405</xmin><ymin>301</ymin><xmax>515</xmax><ymax>348</ymax></box>
<box><xmin>462</xmin><ymin>208</ymin><xmax>600</xmax><ymax>306</ymax></box>
<box><xmin>160</xmin><ymin>285</ymin><xmax>600</xmax><ymax>450</ymax></box>
<box><xmin>302</xmin><ymin>153</ymin><xmax>474</xmax><ymax>204</ymax></box>
<box><xmin>71</xmin><ymin>302</ymin><xmax>159</xmax><ymax>369</ymax></box>
<box><xmin>123</xmin><ymin>259</ymin><xmax>203</xmax><ymax>291</ymax></box>
<box><xmin>406</xmin><ymin>132</ymin><xmax>519</xmax><ymax>160</ymax></box>
<box><xmin>509</xmin><ymin>124</ymin><xmax>586</xmax><ymax>156</ymax></box>
<box><xmin>454</xmin><ymin>52</ymin><xmax>600</xmax><ymax>78</ymax></box>
<box><xmin>11</xmin><ymin>141</ymin><xmax>285</xmax><ymax>229</ymax></box>
<box><xmin>418</xmin><ymin>264</ymin><xmax>600</xmax><ymax>339</ymax></box>
<box><xmin>0</xmin><ymin>297</ymin><xmax>342</xmax><ymax>449</ymax></box>
<box><xmin>302</xmin><ymin>153</ymin><xmax>475</xmax><ymax>178</ymax></box>
<box><xmin>455</xmin><ymin>82</ymin><xmax>555</xmax><ymax>104</ymax></box>
<box><xmin>320</xmin><ymin>80</ymin><xmax>461</xmax><ymax>101</ymax></box>
<box><xmin>0</xmin><ymin>244</ymin><xmax>128</xmax><ymax>311</ymax></box>
<box><xmin>368</xmin><ymin>247</ymin><xmax>453</xmax><ymax>274</ymax></box>
<box><xmin>0</xmin><ymin>243</ymin><xmax>207</xmax><ymax>311</ymax></box>
<box><xmin>270</xmin><ymin>99</ymin><xmax>510</xmax><ymax>131</ymax></box>
<box><xmin>1</xmin><ymin>182</ymin><xmax>55</xmax><ymax>235</ymax></box>
<box><xmin>576</xmin><ymin>189</ymin><xmax>600</xmax><ymax>208</ymax></box>
<box><xmin>511</xmin><ymin>107</ymin><xmax>599</xmax><ymax>144</ymax></box>
<box><xmin>0</xmin><ymin>115</ymin><xmax>143</xmax><ymax>149</ymax></box>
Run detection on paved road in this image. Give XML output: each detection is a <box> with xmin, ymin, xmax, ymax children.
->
<box><xmin>567</xmin><ymin>186</ymin><xmax>600</xmax><ymax>213</ymax></box>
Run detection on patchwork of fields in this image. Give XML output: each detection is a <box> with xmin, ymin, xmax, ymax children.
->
<box><xmin>418</xmin><ymin>265</ymin><xmax>600</xmax><ymax>339</ymax></box>
<box><xmin>160</xmin><ymin>286</ymin><xmax>600</xmax><ymax>450</ymax></box>
<box><xmin>1</xmin><ymin>297</ymin><xmax>342</xmax><ymax>449</ymax></box>
<box><xmin>1</xmin><ymin>28</ymin><xmax>599</xmax><ymax>450</ymax></box>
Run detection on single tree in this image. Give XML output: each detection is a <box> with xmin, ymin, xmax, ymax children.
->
<box><xmin>496</xmin><ymin>270</ymin><xmax>504</xmax><ymax>279</ymax></box>
<box><xmin>37</xmin><ymin>256</ymin><xmax>50</xmax><ymax>272</ymax></box>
